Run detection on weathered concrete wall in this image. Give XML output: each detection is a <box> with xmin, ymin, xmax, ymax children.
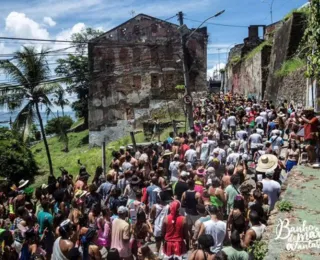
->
<box><xmin>264</xmin><ymin>13</ymin><xmax>306</xmax><ymax>104</ymax></box>
<box><xmin>88</xmin><ymin>14</ymin><xmax>207</xmax><ymax>146</ymax></box>
<box><xmin>89</xmin><ymin>99</ymin><xmax>184</xmax><ymax>146</ymax></box>
<box><xmin>277</xmin><ymin>68</ymin><xmax>306</xmax><ymax>106</ymax></box>
<box><xmin>225</xmin><ymin>45</ymin><xmax>271</xmax><ymax>100</ymax></box>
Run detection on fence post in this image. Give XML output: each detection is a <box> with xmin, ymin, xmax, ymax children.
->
<box><xmin>130</xmin><ymin>132</ymin><xmax>137</xmax><ymax>152</ymax></box>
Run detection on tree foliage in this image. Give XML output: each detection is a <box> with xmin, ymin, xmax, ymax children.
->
<box><xmin>45</xmin><ymin>116</ymin><xmax>73</xmax><ymax>152</ymax></box>
<box><xmin>303</xmin><ymin>0</ymin><xmax>320</xmax><ymax>79</ymax></box>
<box><xmin>55</xmin><ymin>28</ymin><xmax>103</xmax><ymax>127</ymax></box>
<box><xmin>52</xmin><ymin>87</ymin><xmax>69</xmax><ymax>116</ymax></box>
<box><xmin>0</xmin><ymin>46</ymin><xmax>59</xmax><ymax>176</ymax></box>
<box><xmin>0</xmin><ymin>128</ymin><xmax>38</xmax><ymax>183</ymax></box>
<box><xmin>45</xmin><ymin>116</ymin><xmax>74</xmax><ymax>135</ymax></box>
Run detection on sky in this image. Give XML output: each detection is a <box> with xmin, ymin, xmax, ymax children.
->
<box><xmin>0</xmin><ymin>0</ymin><xmax>308</xmax><ymax>117</ymax></box>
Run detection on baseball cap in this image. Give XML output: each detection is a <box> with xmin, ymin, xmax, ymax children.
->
<box><xmin>117</xmin><ymin>206</ymin><xmax>128</xmax><ymax>214</ymax></box>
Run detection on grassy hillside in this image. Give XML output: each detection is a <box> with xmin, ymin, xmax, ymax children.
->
<box><xmin>30</xmin><ymin>127</ymin><xmax>174</xmax><ymax>187</ymax></box>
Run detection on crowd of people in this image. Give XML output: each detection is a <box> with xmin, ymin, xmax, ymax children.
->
<box><xmin>1</xmin><ymin>92</ymin><xmax>319</xmax><ymax>260</ymax></box>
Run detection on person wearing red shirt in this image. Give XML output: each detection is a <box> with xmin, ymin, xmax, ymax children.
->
<box><xmin>179</xmin><ymin>139</ymin><xmax>190</xmax><ymax>161</ymax></box>
<box><xmin>162</xmin><ymin>200</ymin><xmax>189</xmax><ymax>259</ymax></box>
<box><xmin>301</xmin><ymin>108</ymin><xmax>319</xmax><ymax>163</ymax></box>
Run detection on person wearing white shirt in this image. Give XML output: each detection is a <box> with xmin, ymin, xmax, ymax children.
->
<box><xmin>256</xmin><ymin>127</ymin><xmax>264</xmax><ymax>137</ymax></box>
<box><xmin>184</xmin><ymin>144</ymin><xmax>197</xmax><ymax>166</ymax></box>
<box><xmin>260</xmin><ymin>110</ymin><xmax>268</xmax><ymax>131</ymax></box>
<box><xmin>269</xmin><ymin>132</ymin><xmax>284</xmax><ymax>155</ymax></box>
<box><xmin>227</xmin><ymin>113</ymin><xmax>237</xmax><ymax>139</ymax></box>
<box><xmin>220</xmin><ymin>115</ymin><xmax>228</xmax><ymax>133</ymax></box>
<box><xmin>270</xmin><ymin>128</ymin><xmax>281</xmax><ymax>137</ymax></box>
<box><xmin>226</xmin><ymin>150</ymin><xmax>240</xmax><ymax>165</ymax></box>
<box><xmin>236</xmin><ymin>125</ymin><xmax>248</xmax><ymax>141</ymax></box>
<box><xmin>255</xmin><ymin>115</ymin><xmax>264</xmax><ymax>129</ymax></box>
<box><xmin>248</xmin><ymin>129</ymin><xmax>263</xmax><ymax>157</ymax></box>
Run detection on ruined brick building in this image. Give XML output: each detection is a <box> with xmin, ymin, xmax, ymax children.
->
<box><xmin>88</xmin><ymin>14</ymin><xmax>207</xmax><ymax>146</ymax></box>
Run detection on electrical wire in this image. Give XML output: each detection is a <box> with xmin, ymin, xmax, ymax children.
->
<box><xmin>164</xmin><ymin>14</ymin><xmax>178</xmax><ymax>21</ymax></box>
<box><xmin>184</xmin><ymin>17</ymin><xmax>248</xmax><ymax>28</ymax></box>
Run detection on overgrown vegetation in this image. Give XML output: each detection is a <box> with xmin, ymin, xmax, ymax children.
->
<box><xmin>175</xmin><ymin>85</ymin><xmax>185</xmax><ymax>90</ymax></box>
<box><xmin>245</xmin><ymin>40</ymin><xmax>273</xmax><ymax>61</ymax></box>
<box><xmin>45</xmin><ymin>116</ymin><xmax>74</xmax><ymax>152</ymax></box>
<box><xmin>277</xmin><ymin>200</ymin><xmax>293</xmax><ymax>212</ymax></box>
<box><xmin>248</xmin><ymin>241</ymin><xmax>268</xmax><ymax>260</ymax></box>
<box><xmin>303</xmin><ymin>0</ymin><xmax>320</xmax><ymax>80</ymax></box>
<box><xmin>229</xmin><ymin>55</ymin><xmax>241</xmax><ymax>66</ymax></box>
<box><xmin>0</xmin><ymin>128</ymin><xmax>38</xmax><ymax>183</ymax></box>
<box><xmin>275</xmin><ymin>58</ymin><xmax>306</xmax><ymax>77</ymax></box>
<box><xmin>283</xmin><ymin>6</ymin><xmax>310</xmax><ymax>21</ymax></box>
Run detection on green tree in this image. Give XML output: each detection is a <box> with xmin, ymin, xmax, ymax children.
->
<box><xmin>55</xmin><ymin>28</ymin><xmax>103</xmax><ymax>128</ymax></box>
<box><xmin>0</xmin><ymin>127</ymin><xmax>38</xmax><ymax>183</ymax></box>
<box><xmin>45</xmin><ymin>116</ymin><xmax>73</xmax><ymax>152</ymax></box>
<box><xmin>303</xmin><ymin>0</ymin><xmax>320</xmax><ymax>79</ymax></box>
<box><xmin>0</xmin><ymin>46</ymin><xmax>59</xmax><ymax>176</ymax></box>
<box><xmin>52</xmin><ymin>87</ymin><xmax>69</xmax><ymax>116</ymax></box>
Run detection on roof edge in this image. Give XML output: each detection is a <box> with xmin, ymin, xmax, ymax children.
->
<box><xmin>90</xmin><ymin>13</ymin><xmax>180</xmax><ymax>42</ymax></box>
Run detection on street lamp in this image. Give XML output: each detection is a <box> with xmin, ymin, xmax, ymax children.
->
<box><xmin>178</xmin><ymin>10</ymin><xmax>225</xmax><ymax>130</ymax></box>
<box><xmin>187</xmin><ymin>10</ymin><xmax>225</xmax><ymax>39</ymax></box>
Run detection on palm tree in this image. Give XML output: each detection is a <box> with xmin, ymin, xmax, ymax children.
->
<box><xmin>53</xmin><ymin>87</ymin><xmax>69</xmax><ymax>116</ymax></box>
<box><xmin>0</xmin><ymin>46</ymin><xmax>59</xmax><ymax>176</ymax></box>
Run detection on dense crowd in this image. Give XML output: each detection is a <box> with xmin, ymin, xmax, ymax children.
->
<box><xmin>1</xmin><ymin>92</ymin><xmax>319</xmax><ymax>260</ymax></box>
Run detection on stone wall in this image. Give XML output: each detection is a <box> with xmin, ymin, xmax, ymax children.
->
<box><xmin>264</xmin><ymin>13</ymin><xmax>306</xmax><ymax>105</ymax></box>
<box><xmin>276</xmin><ymin>68</ymin><xmax>306</xmax><ymax>106</ymax></box>
<box><xmin>89</xmin><ymin>99</ymin><xmax>184</xmax><ymax>146</ymax></box>
<box><xmin>225</xmin><ymin>45</ymin><xmax>271</xmax><ymax>100</ymax></box>
<box><xmin>226</xmin><ymin>13</ymin><xmax>307</xmax><ymax>103</ymax></box>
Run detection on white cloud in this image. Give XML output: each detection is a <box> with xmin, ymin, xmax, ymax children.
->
<box><xmin>207</xmin><ymin>63</ymin><xmax>226</xmax><ymax>80</ymax></box>
<box><xmin>56</xmin><ymin>23</ymin><xmax>86</xmax><ymax>41</ymax></box>
<box><xmin>5</xmin><ymin>12</ymin><xmax>49</xmax><ymax>39</ymax></box>
<box><xmin>43</xmin><ymin>16</ymin><xmax>56</xmax><ymax>27</ymax></box>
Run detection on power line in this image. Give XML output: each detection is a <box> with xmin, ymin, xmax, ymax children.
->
<box><xmin>0</xmin><ymin>36</ymin><xmax>78</xmax><ymax>44</ymax></box>
<box><xmin>184</xmin><ymin>17</ymin><xmax>248</xmax><ymax>28</ymax></box>
<box><xmin>0</xmin><ymin>13</ymin><xmax>181</xmax><ymax>47</ymax></box>
<box><xmin>164</xmin><ymin>14</ymin><xmax>178</xmax><ymax>21</ymax></box>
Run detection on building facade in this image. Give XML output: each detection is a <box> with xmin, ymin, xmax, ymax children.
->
<box><xmin>88</xmin><ymin>14</ymin><xmax>207</xmax><ymax>146</ymax></box>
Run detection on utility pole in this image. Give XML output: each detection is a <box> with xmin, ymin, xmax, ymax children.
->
<box><xmin>178</xmin><ymin>11</ymin><xmax>194</xmax><ymax>130</ymax></box>
<box><xmin>102</xmin><ymin>141</ymin><xmax>106</xmax><ymax>173</ymax></box>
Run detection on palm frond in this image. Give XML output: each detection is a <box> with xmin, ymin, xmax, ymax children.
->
<box><xmin>34</xmin><ymin>83</ymin><xmax>61</xmax><ymax>96</ymax></box>
<box><xmin>13</xmin><ymin>47</ymin><xmax>51</xmax><ymax>89</ymax></box>
<box><xmin>12</xmin><ymin>102</ymin><xmax>35</xmax><ymax>141</ymax></box>
<box><xmin>0</xmin><ymin>60</ymin><xmax>29</xmax><ymax>87</ymax></box>
<box><xmin>0</xmin><ymin>92</ymin><xmax>25</xmax><ymax>111</ymax></box>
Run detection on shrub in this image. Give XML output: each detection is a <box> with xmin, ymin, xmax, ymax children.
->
<box><xmin>175</xmin><ymin>85</ymin><xmax>185</xmax><ymax>90</ymax></box>
<box><xmin>248</xmin><ymin>241</ymin><xmax>268</xmax><ymax>260</ymax></box>
<box><xmin>277</xmin><ymin>200</ymin><xmax>293</xmax><ymax>212</ymax></box>
<box><xmin>45</xmin><ymin>116</ymin><xmax>74</xmax><ymax>135</ymax></box>
<box><xmin>230</xmin><ymin>55</ymin><xmax>241</xmax><ymax>66</ymax></box>
<box><xmin>245</xmin><ymin>40</ymin><xmax>272</xmax><ymax>61</ymax></box>
<box><xmin>0</xmin><ymin>128</ymin><xmax>38</xmax><ymax>183</ymax></box>
<box><xmin>275</xmin><ymin>58</ymin><xmax>306</xmax><ymax>77</ymax></box>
